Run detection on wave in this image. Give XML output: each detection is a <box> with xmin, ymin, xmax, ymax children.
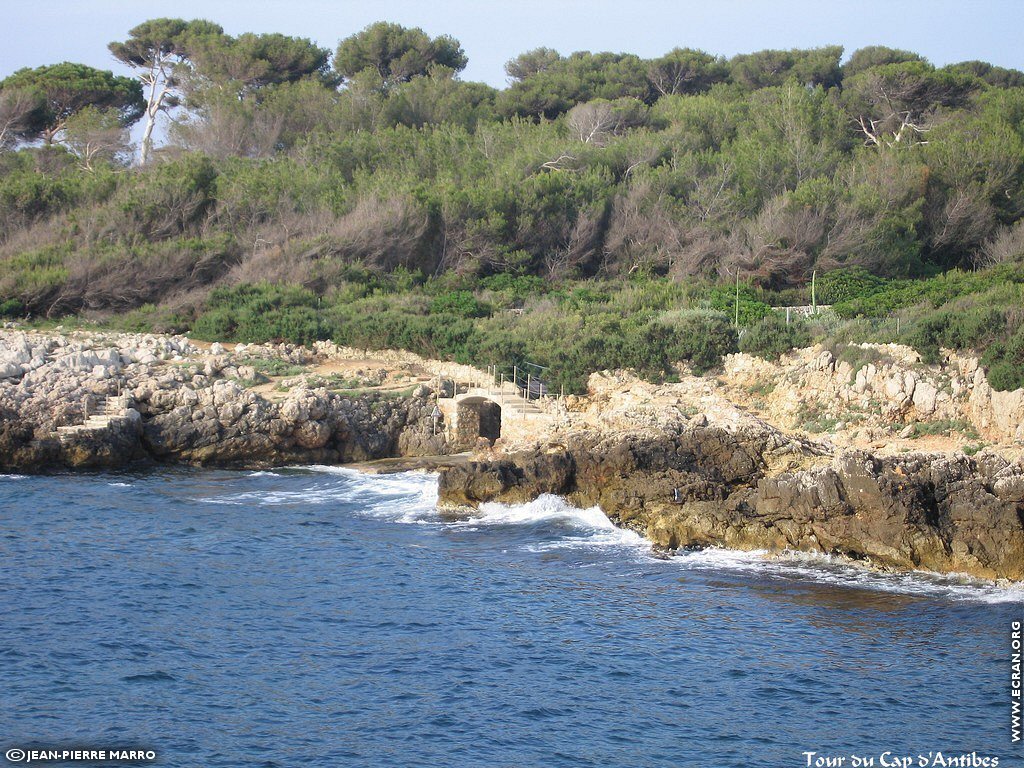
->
<box><xmin>0</xmin><ymin>474</ymin><xmax>26</xmax><ymax>480</ymax></box>
<box><xmin>673</xmin><ymin>546</ymin><xmax>1024</xmax><ymax>604</ymax></box>
<box><xmin>203</xmin><ymin>465</ymin><xmax>1024</xmax><ymax>603</ymax></box>
<box><xmin>300</xmin><ymin>465</ymin><xmax>439</xmax><ymax>522</ymax></box>
<box><xmin>441</xmin><ymin>491</ymin><xmax>1024</xmax><ymax>603</ymax></box>
<box><xmin>470</xmin><ymin>494</ymin><xmax>649</xmax><ymax>552</ymax></box>
<box><xmin>199</xmin><ymin>466</ymin><xmax>438</xmax><ymax>523</ymax></box>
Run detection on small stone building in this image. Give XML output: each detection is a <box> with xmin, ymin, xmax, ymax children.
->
<box><xmin>455</xmin><ymin>397</ymin><xmax>501</xmax><ymax>449</ymax></box>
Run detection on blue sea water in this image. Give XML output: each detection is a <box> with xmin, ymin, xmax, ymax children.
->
<box><xmin>1</xmin><ymin>467</ymin><xmax>1022</xmax><ymax>768</ymax></box>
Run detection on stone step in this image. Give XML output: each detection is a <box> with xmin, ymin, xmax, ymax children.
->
<box><xmin>54</xmin><ymin>394</ymin><xmax>131</xmax><ymax>440</ymax></box>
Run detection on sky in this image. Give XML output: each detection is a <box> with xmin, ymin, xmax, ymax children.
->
<box><xmin>3</xmin><ymin>0</ymin><xmax>1023</xmax><ymax>86</ymax></box>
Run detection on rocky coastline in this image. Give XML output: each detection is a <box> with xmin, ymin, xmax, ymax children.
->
<box><xmin>437</xmin><ymin>425</ymin><xmax>1024</xmax><ymax>580</ymax></box>
<box><xmin>0</xmin><ymin>329</ymin><xmax>448</xmax><ymax>471</ymax></box>
<box><xmin>3</xmin><ymin>327</ymin><xmax>1024</xmax><ymax>582</ymax></box>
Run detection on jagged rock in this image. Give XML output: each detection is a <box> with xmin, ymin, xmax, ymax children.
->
<box><xmin>438</xmin><ymin>427</ymin><xmax>1024</xmax><ymax>580</ymax></box>
<box><xmin>0</xmin><ymin>363</ymin><xmax>22</xmax><ymax>380</ymax></box>
<box><xmin>0</xmin><ymin>329</ymin><xmax>454</xmax><ymax>470</ymax></box>
<box><xmin>913</xmin><ymin>381</ymin><xmax>939</xmax><ymax>415</ymax></box>
<box><xmin>294</xmin><ymin>420</ymin><xmax>331</xmax><ymax>449</ymax></box>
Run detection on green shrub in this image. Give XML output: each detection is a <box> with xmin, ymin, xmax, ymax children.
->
<box><xmin>740</xmin><ymin>314</ymin><xmax>811</xmax><ymax>361</ymax></box>
<box><xmin>0</xmin><ymin>298</ymin><xmax>23</xmax><ymax>317</ymax></box>
<box><xmin>478</xmin><ymin>274</ymin><xmax>548</xmax><ymax>305</ymax></box>
<box><xmin>816</xmin><ymin>267</ymin><xmax>887</xmax><ymax>304</ymax></box>
<box><xmin>191</xmin><ymin>283</ymin><xmax>326</xmax><ymax>344</ymax></box>
<box><xmin>428</xmin><ymin>290</ymin><xmax>492</xmax><ymax>318</ymax></box>
<box><xmin>907</xmin><ymin>307</ymin><xmax>1006</xmax><ymax>363</ymax></box>
<box><xmin>707</xmin><ymin>285</ymin><xmax>773</xmax><ymax>325</ymax></box>
<box><xmin>833</xmin><ymin>266</ymin><xmax>1024</xmax><ymax>319</ymax></box>
<box><xmin>982</xmin><ymin>327</ymin><xmax>1024</xmax><ymax>391</ymax></box>
<box><xmin>652</xmin><ymin>309</ymin><xmax>738</xmax><ymax>373</ymax></box>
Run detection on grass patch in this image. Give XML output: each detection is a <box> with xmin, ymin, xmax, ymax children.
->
<box><xmin>906</xmin><ymin>419</ymin><xmax>979</xmax><ymax>440</ymax></box>
<box><xmin>238</xmin><ymin>357</ymin><xmax>308</xmax><ymax>377</ymax></box>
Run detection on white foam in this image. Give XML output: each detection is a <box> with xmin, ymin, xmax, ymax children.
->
<box><xmin>201</xmin><ymin>466</ymin><xmax>1024</xmax><ymax>603</ymax></box>
<box><xmin>302</xmin><ymin>465</ymin><xmax>438</xmax><ymax>499</ymax></box>
<box><xmin>0</xmin><ymin>474</ymin><xmax>26</xmax><ymax>480</ymax></box>
<box><xmin>470</xmin><ymin>494</ymin><xmax>649</xmax><ymax>552</ymax></box>
<box><xmin>300</xmin><ymin>467</ymin><xmax>439</xmax><ymax>522</ymax></box>
<box><xmin>200</xmin><ymin>467</ymin><xmax>438</xmax><ymax>523</ymax></box>
<box><xmin>672</xmin><ymin>546</ymin><xmax>1024</xmax><ymax>604</ymax></box>
<box><xmin>452</xmin><ymin>494</ymin><xmax>1024</xmax><ymax>602</ymax></box>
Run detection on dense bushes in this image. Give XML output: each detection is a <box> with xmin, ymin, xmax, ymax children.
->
<box><xmin>5</xmin><ymin>31</ymin><xmax>1024</xmax><ymax>392</ymax></box>
<box><xmin>651</xmin><ymin>309</ymin><xmax>738</xmax><ymax>372</ymax></box>
<box><xmin>983</xmin><ymin>328</ymin><xmax>1024</xmax><ymax>391</ymax></box>
<box><xmin>428</xmin><ymin>290</ymin><xmax>492</xmax><ymax>318</ymax></box>
<box><xmin>815</xmin><ymin>267</ymin><xmax>886</xmax><ymax>305</ymax></box>
<box><xmin>740</xmin><ymin>314</ymin><xmax>811</xmax><ymax>361</ymax></box>
<box><xmin>905</xmin><ymin>307</ymin><xmax>1007</xmax><ymax>363</ymax></box>
<box><xmin>832</xmin><ymin>266</ymin><xmax>1024</xmax><ymax>319</ymax></box>
<box><xmin>4</xmin><ymin>46</ymin><xmax>1024</xmax><ymax>321</ymax></box>
<box><xmin>191</xmin><ymin>283</ymin><xmax>327</xmax><ymax>345</ymax></box>
<box><xmin>186</xmin><ymin>279</ymin><xmax>745</xmax><ymax>391</ymax></box>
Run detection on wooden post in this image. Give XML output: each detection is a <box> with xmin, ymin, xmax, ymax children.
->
<box><xmin>786</xmin><ymin>307</ymin><xmax>791</xmax><ymax>326</ymax></box>
<box><xmin>811</xmin><ymin>269</ymin><xmax>817</xmax><ymax>315</ymax></box>
<box><xmin>734</xmin><ymin>272</ymin><xmax>740</xmax><ymax>328</ymax></box>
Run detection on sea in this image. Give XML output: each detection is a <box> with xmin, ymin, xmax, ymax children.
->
<box><xmin>1</xmin><ymin>467</ymin><xmax>1021</xmax><ymax>767</ymax></box>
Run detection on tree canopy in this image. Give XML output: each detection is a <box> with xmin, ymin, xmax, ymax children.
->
<box><xmin>0</xmin><ymin>63</ymin><xmax>143</xmax><ymax>143</ymax></box>
<box><xmin>108</xmin><ymin>18</ymin><xmax>225</xmax><ymax>164</ymax></box>
<box><xmin>647</xmin><ymin>48</ymin><xmax>729</xmax><ymax>96</ymax></box>
<box><xmin>729</xmin><ymin>46</ymin><xmax>844</xmax><ymax>90</ymax></box>
<box><xmin>334</xmin><ymin>22</ymin><xmax>467</xmax><ymax>85</ymax></box>
<box><xmin>188</xmin><ymin>32</ymin><xmax>332</xmax><ymax>92</ymax></box>
<box><xmin>108</xmin><ymin>17</ymin><xmax>224</xmax><ymax>69</ymax></box>
<box><xmin>3</xmin><ymin>23</ymin><xmax>1024</xmax><ymax>315</ymax></box>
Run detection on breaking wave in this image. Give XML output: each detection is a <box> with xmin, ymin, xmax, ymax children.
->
<box><xmin>201</xmin><ymin>465</ymin><xmax>1023</xmax><ymax>604</ymax></box>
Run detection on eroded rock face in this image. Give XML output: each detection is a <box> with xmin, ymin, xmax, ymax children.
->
<box><xmin>438</xmin><ymin>426</ymin><xmax>1024</xmax><ymax>580</ymax></box>
<box><xmin>0</xmin><ymin>331</ymin><xmax>451</xmax><ymax>470</ymax></box>
<box><xmin>135</xmin><ymin>384</ymin><xmax>445</xmax><ymax>467</ymax></box>
<box><xmin>721</xmin><ymin>345</ymin><xmax>1024</xmax><ymax>444</ymax></box>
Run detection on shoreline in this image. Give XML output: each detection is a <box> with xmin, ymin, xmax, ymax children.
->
<box><xmin>3</xmin><ymin>326</ymin><xmax>1024</xmax><ymax>582</ymax></box>
<box><xmin>8</xmin><ymin>460</ymin><xmax>1022</xmax><ymax>597</ymax></box>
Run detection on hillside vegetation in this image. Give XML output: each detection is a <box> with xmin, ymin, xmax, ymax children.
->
<box><xmin>2</xmin><ymin>21</ymin><xmax>1024</xmax><ymax>391</ymax></box>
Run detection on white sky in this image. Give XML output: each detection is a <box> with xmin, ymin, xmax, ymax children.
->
<box><xmin>4</xmin><ymin>0</ymin><xmax>1023</xmax><ymax>86</ymax></box>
